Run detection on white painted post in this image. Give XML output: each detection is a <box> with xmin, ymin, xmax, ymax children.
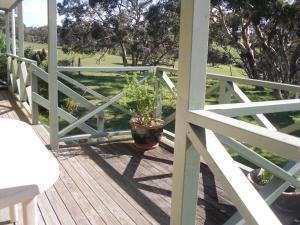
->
<box><xmin>48</xmin><ymin>0</ymin><xmax>59</xmax><ymax>149</ymax></box>
<box><xmin>219</xmin><ymin>80</ymin><xmax>231</xmax><ymax>104</ymax></box>
<box><xmin>5</xmin><ymin>12</ymin><xmax>11</xmax><ymax>85</ymax></box>
<box><xmin>22</xmin><ymin>197</ymin><xmax>38</xmax><ymax>225</ymax></box>
<box><xmin>31</xmin><ymin>64</ymin><xmax>39</xmax><ymax>125</ymax></box>
<box><xmin>11</xmin><ymin>9</ymin><xmax>16</xmax><ymax>55</ymax></box>
<box><xmin>171</xmin><ymin>0</ymin><xmax>210</xmax><ymax>224</ymax></box>
<box><xmin>155</xmin><ymin>70</ymin><xmax>163</xmax><ymax>119</ymax></box>
<box><xmin>17</xmin><ymin>1</ymin><xmax>24</xmax><ymax>57</ymax></box>
<box><xmin>5</xmin><ymin>12</ymin><xmax>10</xmax><ymax>54</ymax></box>
<box><xmin>96</xmin><ymin>111</ymin><xmax>105</xmax><ymax>131</ymax></box>
<box><xmin>9</xmin><ymin>205</ymin><xmax>18</xmax><ymax>223</ymax></box>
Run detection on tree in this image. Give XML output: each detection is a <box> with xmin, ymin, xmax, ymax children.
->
<box><xmin>25</xmin><ymin>26</ymin><xmax>48</xmax><ymax>44</ymax></box>
<box><xmin>210</xmin><ymin>0</ymin><xmax>300</xmax><ymax>97</ymax></box>
<box><xmin>0</xmin><ymin>12</ymin><xmax>5</xmax><ymax>34</ymax></box>
<box><xmin>24</xmin><ymin>47</ymin><xmax>47</xmax><ymax>66</ymax></box>
<box><xmin>57</xmin><ymin>0</ymin><xmax>180</xmax><ymax>66</ymax></box>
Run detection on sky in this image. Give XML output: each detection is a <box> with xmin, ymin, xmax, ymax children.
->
<box><xmin>23</xmin><ymin>0</ymin><xmax>63</xmax><ymax>27</ymax></box>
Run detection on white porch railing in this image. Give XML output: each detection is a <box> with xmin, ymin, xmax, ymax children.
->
<box><xmin>6</xmin><ymin>56</ymin><xmax>178</xmax><ymax>143</ymax></box>
<box><xmin>5</xmin><ymin>53</ymin><xmax>300</xmax><ymax>224</ymax></box>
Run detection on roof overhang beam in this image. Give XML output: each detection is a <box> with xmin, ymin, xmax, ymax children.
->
<box><xmin>0</xmin><ymin>0</ymin><xmax>22</xmax><ymax>12</ymax></box>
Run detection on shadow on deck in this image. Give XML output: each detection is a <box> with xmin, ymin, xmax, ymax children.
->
<box><xmin>0</xmin><ymin>90</ymin><xmax>236</xmax><ymax>225</ymax></box>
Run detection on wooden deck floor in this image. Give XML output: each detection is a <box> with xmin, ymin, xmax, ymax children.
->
<box><xmin>0</xmin><ymin>90</ymin><xmax>236</xmax><ymax>225</ymax></box>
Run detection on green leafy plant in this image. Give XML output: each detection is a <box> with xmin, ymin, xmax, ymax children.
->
<box><xmin>123</xmin><ymin>73</ymin><xmax>162</xmax><ymax>126</ymax></box>
<box><xmin>0</xmin><ymin>33</ymin><xmax>5</xmax><ymax>52</ymax></box>
<box><xmin>253</xmin><ymin>168</ymin><xmax>274</xmax><ymax>186</ymax></box>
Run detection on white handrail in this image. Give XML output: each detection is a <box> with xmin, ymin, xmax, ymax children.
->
<box><xmin>58</xmin><ymin>66</ymin><xmax>156</xmax><ymax>72</ymax></box>
<box><xmin>188</xmin><ymin>110</ymin><xmax>300</xmax><ymax>162</ymax></box>
<box><xmin>187</xmin><ymin>126</ymin><xmax>281</xmax><ymax>225</ymax></box>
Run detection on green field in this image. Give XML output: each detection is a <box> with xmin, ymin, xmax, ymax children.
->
<box><xmin>25</xmin><ymin>42</ymin><xmax>246</xmax><ymax>76</ymax></box>
<box><xmin>25</xmin><ymin>41</ymin><xmax>300</xmax><ymax>169</ymax></box>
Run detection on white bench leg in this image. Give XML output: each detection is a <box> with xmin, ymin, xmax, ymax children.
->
<box><xmin>22</xmin><ymin>197</ymin><xmax>38</xmax><ymax>225</ymax></box>
<box><xmin>9</xmin><ymin>204</ymin><xmax>18</xmax><ymax>223</ymax></box>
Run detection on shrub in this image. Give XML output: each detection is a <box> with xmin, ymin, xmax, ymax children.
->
<box><xmin>58</xmin><ymin>58</ymin><xmax>73</xmax><ymax>67</ymax></box>
<box><xmin>24</xmin><ymin>47</ymin><xmax>47</xmax><ymax>66</ymax></box>
<box><xmin>0</xmin><ymin>34</ymin><xmax>7</xmax><ymax>82</ymax></box>
<box><xmin>0</xmin><ymin>55</ymin><xmax>7</xmax><ymax>82</ymax></box>
<box><xmin>208</xmin><ymin>47</ymin><xmax>232</xmax><ymax>65</ymax></box>
<box><xmin>122</xmin><ymin>74</ymin><xmax>160</xmax><ymax>126</ymax></box>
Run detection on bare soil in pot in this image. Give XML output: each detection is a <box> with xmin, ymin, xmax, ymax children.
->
<box><xmin>129</xmin><ymin>119</ymin><xmax>164</xmax><ymax>150</ymax></box>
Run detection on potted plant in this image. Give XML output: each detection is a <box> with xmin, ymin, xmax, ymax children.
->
<box><xmin>123</xmin><ymin>74</ymin><xmax>165</xmax><ymax>150</ymax></box>
<box><xmin>248</xmin><ymin>168</ymin><xmax>300</xmax><ymax>224</ymax></box>
<box><xmin>247</xmin><ymin>168</ymin><xmax>273</xmax><ymax>190</ymax></box>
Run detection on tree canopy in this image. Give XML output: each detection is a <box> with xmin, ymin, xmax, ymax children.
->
<box><xmin>58</xmin><ymin>0</ymin><xmax>180</xmax><ymax>66</ymax></box>
<box><xmin>210</xmin><ymin>0</ymin><xmax>300</xmax><ymax>94</ymax></box>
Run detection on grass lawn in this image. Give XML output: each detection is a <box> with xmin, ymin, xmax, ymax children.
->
<box><xmin>25</xmin><ymin>41</ymin><xmax>246</xmax><ymax>76</ymax></box>
<box><xmin>26</xmin><ymin>42</ymin><xmax>299</xmax><ymax>169</ymax></box>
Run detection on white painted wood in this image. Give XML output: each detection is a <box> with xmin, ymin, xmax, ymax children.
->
<box><xmin>96</xmin><ymin>111</ymin><xmax>105</xmax><ymax>131</ymax></box>
<box><xmin>32</xmin><ymin>93</ymin><xmax>98</xmax><ymax>135</ymax></box>
<box><xmin>32</xmin><ymin>65</ymin><xmax>95</xmax><ymax>110</ymax></box>
<box><xmin>188</xmin><ymin>110</ymin><xmax>300</xmax><ymax>162</ymax></box>
<box><xmin>208</xmin><ymin>73</ymin><xmax>300</xmax><ymax>93</ymax></box>
<box><xmin>9</xmin><ymin>205</ymin><xmax>18</xmax><ymax>223</ymax></box>
<box><xmin>17</xmin><ymin>1</ymin><xmax>24</xmax><ymax>57</ymax></box>
<box><xmin>162</xmin><ymin>71</ymin><xmax>177</xmax><ymax>98</ymax></box>
<box><xmin>171</xmin><ymin>0</ymin><xmax>210</xmax><ymax>224</ymax></box>
<box><xmin>7</xmin><ymin>57</ymin><xmax>12</xmax><ymax>88</ymax></box>
<box><xmin>0</xmin><ymin>0</ymin><xmax>21</xmax><ymax>10</ymax></box>
<box><xmin>155</xmin><ymin>71</ymin><xmax>163</xmax><ymax>118</ymax></box>
<box><xmin>11</xmin><ymin>9</ymin><xmax>16</xmax><ymax>55</ymax></box>
<box><xmin>205</xmin><ymin>82</ymin><xmax>219</xmax><ymax>96</ymax></box>
<box><xmin>206</xmin><ymin>99</ymin><xmax>300</xmax><ymax>117</ymax></box>
<box><xmin>59</xmin><ymin>90</ymin><xmax>125</xmax><ymax>137</ymax></box>
<box><xmin>31</xmin><ymin>67</ymin><xmax>39</xmax><ymax>124</ymax></box>
<box><xmin>5</xmin><ymin>12</ymin><xmax>10</xmax><ymax>55</ymax></box>
<box><xmin>58</xmin><ymin>72</ymin><xmax>130</xmax><ymax>114</ymax></box>
<box><xmin>5</xmin><ymin>13</ymin><xmax>11</xmax><ymax>86</ymax></box>
<box><xmin>9</xmin><ymin>58</ymin><xmax>17</xmax><ymax>92</ymax></box>
<box><xmin>22</xmin><ymin>197</ymin><xmax>38</xmax><ymax>225</ymax></box>
<box><xmin>143</xmin><ymin>67</ymin><xmax>300</xmax><ymax>95</ymax></box>
<box><xmin>225</xmin><ymin>161</ymin><xmax>300</xmax><ymax>225</ymax></box>
<box><xmin>156</xmin><ymin>66</ymin><xmax>178</xmax><ymax>74</ymax></box>
<box><xmin>58</xmin><ymin>66</ymin><xmax>155</xmax><ymax>72</ymax></box>
<box><xmin>218</xmin><ymin>81</ymin><xmax>231</xmax><ymax>103</ymax></box>
<box><xmin>279</xmin><ymin>121</ymin><xmax>300</xmax><ymax>134</ymax></box>
<box><xmin>229</xmin><ymin>82</ymin><xmax>277</xmax><ymax>131</ymax></box>
<box><xmin>7</xmin><ymin>53</ymin><xmax>37</xmax><ymax>64</ymax></box>
<box><xmin>164</xmin><ymin>112</ymin><xmax>175</xmax><ymax>125</ymax></box>
<box><xmin>22</xmin><ymin>62</ymin><xmax>30</xmax><ymax>86</ymax></box>
<box><xmin>48</xmin><ymin>0</ymin><xmax>59</xmax><ymax>149</ymax></box>
<box><xmin>0</xmin><ymin>118</ymin><xmax>59</xmax><ymax>221</ymax></box>
<box><xmin>17</xmin><ymin>61</ymin><xmax>27</xmax><ymax>101</ymax></box>
<box><xmin>58</xmin><ymin>74</ymin><xmax>151</xmax><ymax>137</ymax></box>
<box><xmin>59</xmin><ymin>130</ymin><xmax>131</xmax><ymax>142</ymax></box>
<box><xmin>186</xmin><ymin>126</ymin><xmax>281</xmax><ymax>225</ymax></box>
<box><xmin>163</xmin><ymin>129</ymin><xmax>175</xmax><ymax>140</ymax></box>
<box><xmin>218</xmin><ymin>135</ymin><xmax>300</xmax><ymax>189</ymax></box>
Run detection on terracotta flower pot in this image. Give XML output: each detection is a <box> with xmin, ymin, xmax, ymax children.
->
<box><xmin>247</xmin><ymin>169</ymin><xmax>264</xmax><ymax>191</ymax></box>
<box><xmin>248</xmin><ymin>169</ymin><xmax>300</xmax><ymax>225</ymax></box>
<box><xmin>129</xmin><ymin>120</ymin><xmax>164</xmax><ymax>150</ymax></box>
<box><xmin>272</xmin><ymin>189</ymin><xmax>300</xmax><ymax>225</ymax></box>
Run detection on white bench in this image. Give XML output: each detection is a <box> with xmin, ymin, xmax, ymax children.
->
<box><xmin>0</xmin><ymin>118</ymin><xmax>59</xmax><ymax>225</ymax></box>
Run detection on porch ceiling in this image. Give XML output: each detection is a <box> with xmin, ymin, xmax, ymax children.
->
<box><xmin>0</xmin><ymin>0</ymin><xmax>21</xmax><ymax>11</ymax></box>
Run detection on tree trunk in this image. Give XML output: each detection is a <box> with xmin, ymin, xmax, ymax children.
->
<box><xmin>120</xmin><ymin>42</ymin><xmax>128</xmax><ymax>66</ymax></box>
<box><xmin>289</xmin><ymin>42</ymin><xmax>300</xmax><ymax>84</ymax></box>
<box><xmin>273</xmin><ymin>89</ymin><xmax>284</xmax><ymax>100</ymax></box>
<box><xmin>131</xmin><ymin>53</ymin><xmax>138</xmax><ymax>66</ymax></box>
<box><xmin>241</xmin><ymin>23</ymin><xmax>260</xmax><ymax>80</ymax></box>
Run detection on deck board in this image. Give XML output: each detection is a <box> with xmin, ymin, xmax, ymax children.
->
<box><xmin>0</xmin><ymin>90</ymin><xmax>236</xmax><ymax>225</ymax></box>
